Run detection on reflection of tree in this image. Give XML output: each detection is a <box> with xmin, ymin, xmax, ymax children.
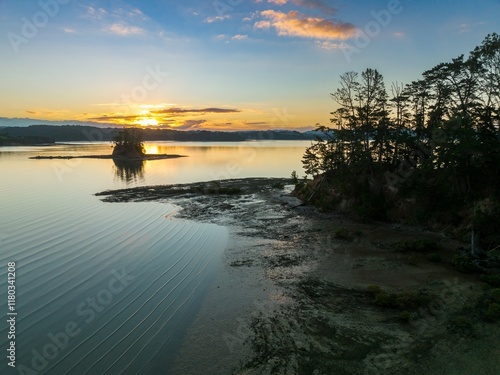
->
<box><xmin>113</xmin><ymin>158</ymin><xmax>145</xmax><ymax>184</ymax></box>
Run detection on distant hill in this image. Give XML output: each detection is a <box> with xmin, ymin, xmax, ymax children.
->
<box><xmin>0</xmin><ymin>132</ymin><xmax>55</xmax><ymax>146</ymax></box>
<box><xmin>1</xmin><ymin>125</ymin><xmax>320</xmax><ymax>142</ymax></box>
<box><xmin>0</xmin><ymin>117</ymin><xmax>115</xmax><ymax>128</ymax></box>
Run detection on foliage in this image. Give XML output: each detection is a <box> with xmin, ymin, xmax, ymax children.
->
<box><xmin>272</xmin><ymin>181</ymin><xmax>285</xmax><ymax>189</ymax></box>
<box><xmin>477</xmin><ymin>288</ymin><xmax>500</xmax><ymax>322</ymax></box>
<box><xmin>369</xmin><ymin>287</ymin><xmax>432</xmax><ymax>310</ymax></box>
<box><xmin>334</xmin><ymin>227</ymin><xmax>351</xmax><ymax>240</ymax></box>
<box><xmin>398</xmin><ymin>310</ymin><xmax>413</xmax><ymax>322</ymax></box>
<box><xmin>426</xmin><ymin>252</ymin><xmax>442</xmax><ymax>262</ymax></box>
<box><xmin>299</xmin><ymin>33</ymin><xmax>500</xmax><ymax>229</ymax></box>
<box><xmin>452</xmin><ymin>254</ymin><xmax>480</xmax><ymax>273</ymax></box>
<box><xmin>189</xmin><ymin>183</ymin><xmax>242</xmax><ymax>195</ymax></box>
<box><xmin>395</xmin><ymin>239</ymin><xmax>439</xmax><ymax>253</ymax></box>
<box><xmin>366</xmin><ymin>285</ymin><xmax>382</xmax><ymax>294</ymax></box>
<box><xmin>0</xmin><ymin>133</ymin><xmax>55</xmax><ymax>146</ymax></box>
<box><xmin>112</xmin><ymin>128</ymin><xmax>145</xmax><ymax>156</ymax></box>
<box><xmin>406</xmin><ymin>255</ymin><xmax>418</xmax><ymax>266</ymax></box>
<box><xmin>480</xmin><ymin>274</ymin><xmax>500</xmax><ymax>287</ymax></box>
<box><xmin>472</xmin><ymin>201</ymin><xmax>500</xmax><ymax>251</ymax></box>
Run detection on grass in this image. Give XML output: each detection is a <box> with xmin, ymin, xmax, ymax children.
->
<box><xmin>407</xmin><ymin>255</ymin><xmax>418</xmax><ymax>266</ymax></box>
<box><xmin>366</xmin><ymin>285</ymin><xmax>382</xmax><ymax>294</ymax></box>
<box><xmin>395</xmin><ymin>239</ymin><xmax>439</xmax><ymax>253</ymax></box>
<box><xmin>478</xmin><ymin>288</ymin><xmax>500</xmax><ymax>322</ymax></box>
<box><xmin>480</xmin><ymin>274</ymin><xmax>500</xmax><ymax>287</ymax></box>
<box><xmin>426</xmin><ymin>252</ymin><xmax>442</xmax><ymax>262</ymax></box>
<box><xmin>366</xmin><ymin>285</ymin><xmax>432</xmax><ymax>310</ymax></box>
<box><xmin>399</xmin><ymin>310</ymin><xmax>413</xmax><ymax>323</ymax></box>
<box><xmin>189</xmin><ymin>184</ymin><xmax>242</xmax><ymax>195</ymax></box>
<box><xmin>452</xmin><ymin>254</ymin><xmax>480</xmax><ymax>273</ymax></box>
<box><xmin>334</xmin><ymin>228</ymin><xmax>351</xmax><ymax>240</ymax></box>
<box><xmin>272</xmin><ymin>181</ymin><xmax>285</xmax><ymax>189</ymax></box>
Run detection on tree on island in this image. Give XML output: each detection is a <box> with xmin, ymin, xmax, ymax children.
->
<box><xmin>112</xmin><ymin>128</ymin><xmax>145</xmax><ymax>158</ymax></box>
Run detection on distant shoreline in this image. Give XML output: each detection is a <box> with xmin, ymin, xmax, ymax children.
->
<box><xmin>1</xmin><ymin>125</ymin><xmax>319</xmax><ymax>143</ymax></box>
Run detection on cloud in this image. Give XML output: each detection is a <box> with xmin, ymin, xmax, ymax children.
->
<box><xmin>102</xmin><ymin>23</ymin><xmax>145</xmax><ymax>36</ymax></box>
<box><xmin>255</xmin><ymin>20</ymin><xmax>271</xmax><ymax>29</ymax></box>
<box><xmin>205</xmin><ymin>15</ymin><xmax>231</xmax><ymax>23</ymax></box>
<box><xmin>86</xmin><ymin>107</ymin><xmax>242</xmax><ymax>126</ymax></box>
<box><xmin>255</xmin><ymin>10</ymin><xmax>356</xmax><ymax>40</ymax></box>
<box><xmin>245</xmin><ymin>121</ymin><xmax>268</xmax><ymax>125</ymax></box>
<box><xmin>152</xmin><ymin>107</ymin><xmax>241</xmax><ymax>115</ymax></box>
<box><xmin>291</xmin><ymin>0</ymin><xmax>337</xmax><ymax>15</ymax></box>
<box><xmin>256</xmin><ymin>0</ymin><xmax>337</xmax><ymax>14</ymax></box>
<box><xmin>175</xmin><ymin>119</ymin><xmax>207</xmax><ymax>130</ymax></box>
<box><xmin>80</xmin><ymin>4</ymin><xmax>149</xmax><ymax>37</ymax></box>
<box><xmin>113</xmin><ymin>7</ymin><xmax>147</xmax><ymax>21</ymax></box>
<box><xmin>83</xmin><ymin>6</ymin><xmax>107</xmax><ymax>20</ymax></box>
<box><xmin>231</xmin><ymin>34</ymin><xmax>248</xmax><ymax>40</ymax></box>
<box><xmin>62</xmin><ymin>27</ymin><xmax>77</xmax><ymax>34</ymax></box>
<box><xmin>89</xmin><ymin>114</ymin><xmax>141</xmax><ymax>122</ymax></box>
<box><xmin>316</xmin><ymin>40</ymin><xmax>346</xmax><ymax>50</ymax></box>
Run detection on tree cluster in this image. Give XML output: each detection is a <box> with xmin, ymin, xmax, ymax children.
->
<box><xmin>112</xmin><ymin>128</ymin><xmax>145</xmax><ymax>157</ymax></box>
<box><xmin>301</xmin><ymin>34</ymin><xmax>500</xmax><ymax>237</ymax></box>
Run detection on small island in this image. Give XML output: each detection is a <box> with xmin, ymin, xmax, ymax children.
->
<box><xmin>29</xmin><ymin>128</ymin><xmax>186</xmax><ymax>160</ymax></box>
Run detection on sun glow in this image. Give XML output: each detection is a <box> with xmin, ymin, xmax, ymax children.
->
<box><xmin>144</xmin><ymin>144</ymin><xmax>160</xmax><ymax>154</ymax></box>
<box><xmin>137</xmin><ymin>118</ymin><xmax>159</xmax><ymax>127</ymax></box>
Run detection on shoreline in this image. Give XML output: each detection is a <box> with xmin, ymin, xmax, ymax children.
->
<box><xmin>29</xmin><ymin>154</ymin><xmax>186</xmax><ymax>161</ymax></box>
<box><xmin>96</xmin><ymin>177</ymin><xmax>500</xmax><ymax>375</ymax></box>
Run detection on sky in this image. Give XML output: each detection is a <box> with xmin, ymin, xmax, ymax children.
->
<box><xmin>0</xmin><ymin>0</ymin><xmax>498</xmax><ymax>131</ymax></box>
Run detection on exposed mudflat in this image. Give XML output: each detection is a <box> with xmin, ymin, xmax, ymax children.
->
<box><xmin>97</xmin><ymin>178</ymin><xmax>500</xmax><ymax>375</ymax></box>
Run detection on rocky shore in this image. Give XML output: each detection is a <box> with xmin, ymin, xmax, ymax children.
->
<box><xmin>96</xmin><ymin>178</ymin><xmax>500</xmax><ymax>375</ymax></box>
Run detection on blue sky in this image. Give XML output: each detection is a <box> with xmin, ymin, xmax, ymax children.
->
<box><xmin>0</xmin><ymin>0</ymin><xmax>498</xmax><ymax>130</ymax></box>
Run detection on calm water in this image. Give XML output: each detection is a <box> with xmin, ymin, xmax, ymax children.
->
<box><xmin>0</xmin><ymin>141</ymin><xmax>308</xmax><ymax>374</ymax></box>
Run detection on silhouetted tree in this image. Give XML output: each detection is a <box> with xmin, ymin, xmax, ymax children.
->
<box><xmin>112</xmin><ymin>128</ymin><xmax>145</xmax><ymax>157</ymax></box>
<box><xmin>301</xmin><ymin>33</ymin><xmax>500</xmax><ymax>225</ymax></box>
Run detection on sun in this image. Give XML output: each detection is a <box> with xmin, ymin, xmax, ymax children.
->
<box><xmin>137</xmin><ymin>118</ymin><xmax>159</xmax><ymax>127</ymax></box>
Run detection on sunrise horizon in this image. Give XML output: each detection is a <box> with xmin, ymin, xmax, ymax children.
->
<box><xmin>1</xmin><ymin>0</ymin><xmax>499</xmax><ymax>131</ymax></box>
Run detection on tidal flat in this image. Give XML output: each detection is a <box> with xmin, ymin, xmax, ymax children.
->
<box><xmin>96</xmin><ymin>178</ymin><xmax>500</xmax><ymax>375</ymax></box>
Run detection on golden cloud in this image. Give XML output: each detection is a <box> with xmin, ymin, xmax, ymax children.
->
<box><xmin>256</xmin><ymin>10</ymin><xmax>356</xmax><ymax>40</ymax></box>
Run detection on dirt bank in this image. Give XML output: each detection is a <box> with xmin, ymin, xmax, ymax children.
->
<box><xmin>96</xmin><ymin>178</ymin><xmax>500</xmax><ymax>375</ymax></box>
